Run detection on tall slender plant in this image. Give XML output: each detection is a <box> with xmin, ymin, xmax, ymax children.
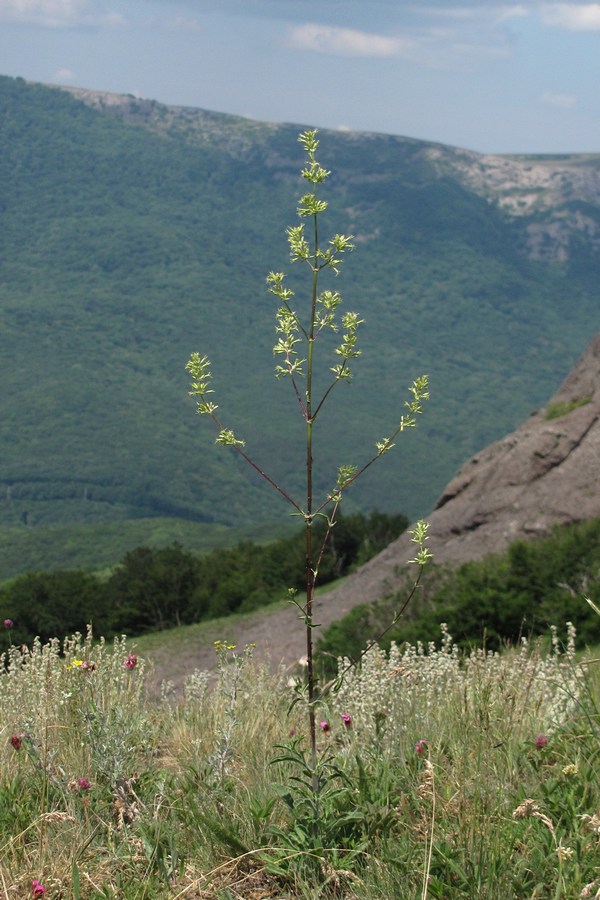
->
<box><xmin>186</xmin><ymin>128</ymin><xmax>430</xmax><ymax>785</ymax></box>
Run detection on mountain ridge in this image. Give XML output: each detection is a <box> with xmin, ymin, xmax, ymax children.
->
<box><xmin>53</xmin><ymin>81</ymin><xmax>600</xmax><ymax>262</ymax></box>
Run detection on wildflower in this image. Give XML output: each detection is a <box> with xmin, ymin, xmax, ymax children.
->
<box><xmin>3</xmin><ymin>618</ymin><xmax>13</xmax><ymax>629</ymax></box>
<box><xmin>31</xmin><ymin>880</ymin><xmax>46</xmax><ymax>896</ymax></box>
<box><xmin>80</xmin><ymin>659</ymin><xmax>96</xmax><ymax>671</ymax></box>
<box><xmin>67</xmin><ymin>658</ymin><xmax>84</xmax><ymax>670</ymax></box>
<box><xmin>417</xmin><ymin>757</ymin><xmax>435</xmax><ymax>800</ymax></box>
<box><xmin>415</xmin><ymin>739</ymin><xmax>428</xmax><ymax>756</ymax></box>
<box><xmin>77</xmin><ymin>777</ymin><xmax>92</xmax><ymax>790</ymax></box>
<box><xmin>535</xmin><ymin>733</ymin><xmax>548</xmax><ymax>749</ymax></box>
<box><xmin>319</xmin><ymin>721</ymin><xmax>330</xmax><ymax>733</ymax></box>
<box><xmin>580</xmin><ymin>813</ymin><xmax>600</xmax><ymax>836</ymax></box>
<box><xmin>512</xmin><ymin>798</ymin><xmax>554</xmax><ymax>832</ymax></box>
<box><xmin>124</xmin><ymin>653</ymin><xmax>137</xmax><ymax>670</ymax></box>
<box><xmin>213</xmin><ymin>640</ymin><xmax>236</xmax><ymax>651</ymax></box>
<box><xmin>513</xmin><ymin>798</ymin><xmax>539</xmax><ymax>819</ymax></box>
<box><xmin>340</xmin><ymin>713</ymin><xmax>352</xmax><ymax>729</ymax></box>
<box><xmin>10</xmin><ymin>733</ymin><xmax>25</xmax><ymax>750</ymax></box>
<box><xmin>556</xmin><ymin>844</ymin><xmax>574</xmax><ymax>862</ymax></box>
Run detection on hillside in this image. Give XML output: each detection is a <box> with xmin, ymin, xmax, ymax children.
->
<box><xmin>315</xmin><ymin>330</ymin><xmax>600</xmax><ymax>615</ymax></box>
<box><xmin>140</xmin><ymin>331</ymin><xmax>600</xmax><ymax>687</ymax></box>
<box><xmin>1</xmin><ymin>75</ymin><xmax>600</xmax><ymax>574</ymax></box>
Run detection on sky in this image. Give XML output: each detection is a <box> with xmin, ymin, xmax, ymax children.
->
<box><xmin>0</xmin><ymin>0</ymin><xmax>599</xmax><ymax>154</ymax></box>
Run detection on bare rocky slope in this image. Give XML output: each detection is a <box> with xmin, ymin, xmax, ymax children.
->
<box><xmin>53</xmin><ymin>83</ymin><xmax>600</xmax><ymax>263</ymax></box>
<box><xmin>146</xmin><ymin>332</ymin><xmax>600</xmax><ymax>688</ymax></box>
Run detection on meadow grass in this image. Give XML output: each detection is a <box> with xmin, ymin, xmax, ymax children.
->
<box><xmin>0</xmin><ymin>625</ymin><xmax>598</xmax><ymax>899</ymax></box>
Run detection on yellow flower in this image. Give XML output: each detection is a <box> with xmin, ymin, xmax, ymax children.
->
<box><xmin>213</xmin><ymin>640</ymin><xmax>236</xmax><ymax>651</ymax></box>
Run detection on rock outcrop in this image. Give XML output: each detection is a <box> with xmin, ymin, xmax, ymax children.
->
<box><xmin>315</xmin><ymin>332</ymin><xmax>600</xmax><ymax>616</ymax></box>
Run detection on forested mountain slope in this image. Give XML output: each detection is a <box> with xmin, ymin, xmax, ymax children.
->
<box><xmin>1</xmin><ymin>75</ymin><xmax>599</xmax><ymax>547</ymax></box>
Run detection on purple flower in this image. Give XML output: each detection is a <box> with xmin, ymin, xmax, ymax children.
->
<box><xmin>77</xmin><ymin>777</ymin><xmax>92</xmax><ymax>791</ymax></box>
<box><xmin>535</xmin><ymin>733</ymin><xmax>548</xmax><ymax>749</ymax></box>
<box><xmin>124</xmin><ymin>653</ymin><xmax>137</xmax><ymax>670</ymax></box>
<box><xmin>415</xmin><ymin>739</ymin><xmax>428</xmax><ymax>756</ymax></box>
<box><xmin>319</xmin><ymin>720</ymin><xmax>330</xmax><ymax>733</ymax></box>
<box><xmin>340</xmin><ymin>713</ymin><xmax>352</xmax><ymax>729</ymax></box>
<box><xmin>31</xmin><ymin>880</ymin><xmax>46</xmax><ymax>897</ymax></box>
<box><xmin>3</xmin><ymin>619</ymin><xmax>13</xmax><ymax>629</ymax></box>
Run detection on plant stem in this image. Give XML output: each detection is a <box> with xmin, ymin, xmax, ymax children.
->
<box><xmin>305</xmin><ymin>207</ymin><xmax>320</xmax><ymax>789</ymax></box>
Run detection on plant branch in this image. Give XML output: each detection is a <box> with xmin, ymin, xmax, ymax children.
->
<box><xmin>312</xmin><ymin>363</ymin><xmax>348</xmax><ymax>421</ymax></box>
<box><xmin>323</xmin><ymin>561</ymin><xmax>427</xmax><ymax>695</ymax></box>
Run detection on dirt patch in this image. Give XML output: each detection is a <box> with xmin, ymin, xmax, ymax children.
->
<box><xmin>141</xmin><ymin>570</ymin><xmax>394</xmax><ymax>697</ymax></box>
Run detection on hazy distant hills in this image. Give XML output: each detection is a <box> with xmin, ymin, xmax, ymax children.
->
<box><xmin>1</xmin><ymin>74</ymin><xmax>599</xmax><ymax>553</ymax></box>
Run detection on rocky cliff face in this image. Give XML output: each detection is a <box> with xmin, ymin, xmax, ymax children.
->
<box><xmin>429</xmin><ymin>332</ymin><xmax>600</xmax><ymax>557</ymax></box>
<box><xmin>315</xmin><ymin>332</ymin><xmax>600</xmax><ymax>616</ymax></box>
<box><xmin>428</xmin><ymin>147</ymin><xmax>600</xmax><ymax>261</ymax></box>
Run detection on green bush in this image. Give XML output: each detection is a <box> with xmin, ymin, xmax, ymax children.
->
<box><xmin>318</xmin><ymin>517</ymin><xmax>600</xmax><ymax>666</ymax></box>
<box><xmin>0</xmin><ymin>510</ymin><xmax>407</xmax><ymax>644</ymax></box>
<box><xmin>1</xmin><ymin>570</ymin><xmax>108</xmax><ymax>646</ymax></box>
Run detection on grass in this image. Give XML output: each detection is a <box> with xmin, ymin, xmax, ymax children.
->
<box><xmin>0</xmin><ymin>623</ymin><xmax>598</xmax><ymax>898</ymax></box>
<box><xmin>544</xmin><ymin>397</ymin><xmax>592</xmax><ymax>421</ymax></box>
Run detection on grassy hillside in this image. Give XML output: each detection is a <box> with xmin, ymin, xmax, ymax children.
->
<box><xmin>1</xmin><ymin>75</ymin><xmax>600</xmax><ymax>577</ymax></box>
<box><xmin>2</xmin><ymin>623</ymin><xmax>597</xmax><ymax>897</ymax></box>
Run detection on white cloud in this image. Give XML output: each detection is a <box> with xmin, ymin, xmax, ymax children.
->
<box><xmin>540</xmin><ymin>90</ymin><xmax>577</xmax><ymax>107</ymax></box>
<box><xmin>52</xmin><ymin>66</ymin><xmax>76</xmax><ymax>81</ymax></box>
<box><xmin>0</xmin><ymin>0</ymin><xmax>125</xmax><ymax>27</ymax></box>
<box><xmin>288</xmin><ymin>23</ymin><xmax>413</xmax><ymax>58</ymax></box>
<box><xmin>288</xmin><ymin>10</ymin><xmax>523</xmax><ymax>70</ymax></box>
<box><xmin>168</xmin><ymin>14</ymin><xmax>202</xmax><ymax>32</ymax></box>
<box><xmin>540</xmin><ymin>3</ymin><xmax>600</xmax><ymax>30</ymax></box>
<box><xmin>0</xmin><ymin>0</ymin><xmax>83</xmax><ymax>26</ymax></box>
<box><xmin>496</xmin><ymin>4</ymin><xmax>529</xmax><ymax>21</ymax></box>
<box><xmin>419</xmin><ymin>4</ymin><xmax>528</xmax><ymax>23</ymax></box>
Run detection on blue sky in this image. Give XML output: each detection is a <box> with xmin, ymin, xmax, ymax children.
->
<box><xmin>0</xmin><ymin>0</ymin><xmax>598</xmax><ymax>153</ymax></box>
